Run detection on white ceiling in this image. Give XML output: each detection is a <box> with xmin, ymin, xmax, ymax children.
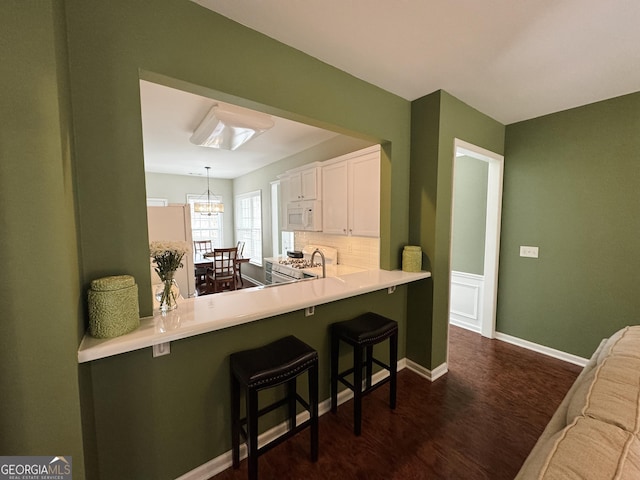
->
<box><xmin>140</xmin><ymin>80</ymin><xmax>340</xmax><ymax>178</ymax></box>
<box><xmin>144</xmin><ymin>1</ymin><xmax>640</xmax><ymax>178</ymax></box>
<box><xmin>194</xmin><ymin>0</ymin><xmax>640</xmax><ymax>125</ymax></box>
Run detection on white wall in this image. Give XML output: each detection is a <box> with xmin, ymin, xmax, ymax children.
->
<box><xmin>144</xmin><ymin>172</ymin><xmax>234</xmax><ymax>246</ymax></box>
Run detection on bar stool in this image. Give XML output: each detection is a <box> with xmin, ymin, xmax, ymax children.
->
<box><xmin>330</xmin><ymin>312</ymin><xmax>398</xmax><ymax>436</ymax></box>
<box><xmin>230</xmin><ymin>335</ymin><xmax>319</xmax><ymax>480</ymax></box>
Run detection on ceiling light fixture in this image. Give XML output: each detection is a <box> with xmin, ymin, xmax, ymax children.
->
<box><xmin>193</xmin><ymin>166</ymin><xmax>224</xmax><ymax>215</ymax></box>
<box><xmin>189</xmin><ymin>103</ymin><xmax>275</xmax><ymax>151</ymax></box>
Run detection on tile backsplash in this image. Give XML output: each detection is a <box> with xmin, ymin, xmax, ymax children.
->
<box><xmin>294</xmin><ymin>232</ymin><xmax>380</xmax><ymax>270</ymax></box>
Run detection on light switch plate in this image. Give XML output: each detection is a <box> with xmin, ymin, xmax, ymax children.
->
<box><xmin>520</xmin><ymin>246</ymin><xmax>539</xmax><ymax>258</ymax></box>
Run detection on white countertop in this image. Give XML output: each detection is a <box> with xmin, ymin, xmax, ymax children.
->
<box><xmin>78</xmin><ymin>269</ymin><xmax>431</xmax><ymax>363</ymax></box>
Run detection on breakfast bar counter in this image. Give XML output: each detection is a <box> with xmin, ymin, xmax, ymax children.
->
<box><xmin>78</xmin><ymin>269</ymin><xmax>431</xmax><ymax>363</ymax></box>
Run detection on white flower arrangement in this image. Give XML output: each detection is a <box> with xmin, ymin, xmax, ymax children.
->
<box><xmin>150</xmin><ymin>241</ymin><xmax>190</xmax><ymax>312</ymax></box>
<box><xmin>149</xmin><ymin>240</ymin><xmax>190</xmax><ymax>281</ymax></box>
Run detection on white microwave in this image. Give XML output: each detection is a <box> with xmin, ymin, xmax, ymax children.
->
<box><xmin>286</xmin><ymin>200</ymin><xmax>322</xmax><ymax>231</ymax></box>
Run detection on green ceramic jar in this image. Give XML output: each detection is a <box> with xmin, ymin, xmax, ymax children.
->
<box><xmin>88</xmin><ymin>275</ymin><xmax>140</xmax><ymax>338</ymax></box>
<box><xmin>402</xmin><ymin>245</ymin><xmax>422</xmax><ymax>272</ymax></box>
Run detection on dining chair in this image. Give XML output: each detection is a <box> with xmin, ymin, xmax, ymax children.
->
<box><xmin>206</xmin><ymin>247</ymin><xmax>238</xmax><ymax>293</ymax></box>
<box><xmin>194</xmin><ymin>240</ymin><xmax>213</xmax><ymax>256</ymax></box>
<box><xmin>194</xmin><ymin>240</ymin><xmax>213</xmax><ymax>294</ymax></box>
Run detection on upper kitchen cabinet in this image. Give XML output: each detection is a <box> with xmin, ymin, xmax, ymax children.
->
<box><xmin>322</xmin><ymin>145</ymin><xmax>381</xmax><ymax>237</ymax></box>
<box><xmin>282</xmin><ymin>164</ymin><xmax>322</xmax><ymax>202</ymax></box>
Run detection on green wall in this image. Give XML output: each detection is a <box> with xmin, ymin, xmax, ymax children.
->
<box><xmin>0</xmin><ymin>2</ymin><xmax>86</xmax><ymax>476</ymax></box>
<box><xmin>10</xmin><ymin>1</ymin><xmax>636</xmax><ymax>477</ymax></box>
<box><xmin>451</xmin><ymin>155</ymin><xmax>489</xmax><ymax>275</ymax></box>
<box><xmin>408</xmin><ymin>91</ymin><xmax>505</xmax><ymax>368</ymax></box>
<box><xmin>499</xmin><ymin>92</ymin><xmax>640</xmax><ymax>357</ymax></box>
<box><xmin>88</xmin><ymin>287</ymin><xmax>410</xmax><ymax>479</ymax></box>
<box><xmin>64</xmin><ymin>0</ymin><xmax>410</xmax><ymax>319</ymax></box>
<box><xmin>60</xmin><ymin>0</ymin><xmax>412</xmax><ymax>477</ymax></box>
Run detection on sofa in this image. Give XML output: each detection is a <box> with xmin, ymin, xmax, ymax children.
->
<box><xmin>516</xmin><ymin>326</ymin><xmax>640</xmax><ymax>479</ymax></box>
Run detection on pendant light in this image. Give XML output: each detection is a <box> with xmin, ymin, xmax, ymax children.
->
<box><xmin>193</xmin><ymin>167</ymin><xmax>224</xmax><ymax>215</ymax></box>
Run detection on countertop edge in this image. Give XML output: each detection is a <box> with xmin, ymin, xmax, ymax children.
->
<box><xmin>78</xmin><ymin>269</ymin><xmax>431</xmax><ymax>363</ymax></box>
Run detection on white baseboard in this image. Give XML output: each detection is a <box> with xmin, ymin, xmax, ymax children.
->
<box><xmin>495</xmin><ymin>332</ymin><xmax>589</xmax><ymax>367</ymax></box>
<box><xmin>405</xmin><ymin>358</ymin><xmax>448</xmax><ymax>381</ymax></box>
<box><xmin>240</xmin><ymin>274</ymin><xmax>263</xmax><ymax>286</ymax></box>
<box><xmin>449</xmin><ymin>319</ymin><xmax>481</xmax><ymax>334</ymax></box>
<box><xmin>176</xmin><ymin>357</ymin><xmax>444</xmax><ymax>480</ymax></box>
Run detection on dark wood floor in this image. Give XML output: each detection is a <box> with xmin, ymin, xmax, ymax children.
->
<box><xmin>213</xmin><ymin>326</ymin><xmax>582</xmax><ymax>480</ymax></box>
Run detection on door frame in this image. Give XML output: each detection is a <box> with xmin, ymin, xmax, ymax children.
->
<box><xmin>451</xmin><ymin>138</ymin><xmax>504</xmax><ymax>338</ymax></box>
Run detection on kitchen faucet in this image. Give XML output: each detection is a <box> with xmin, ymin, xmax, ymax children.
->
<box><xmin>311</xmin><ymin>248</ymin><xmax>326</xmax><ymax>278</ymax></box>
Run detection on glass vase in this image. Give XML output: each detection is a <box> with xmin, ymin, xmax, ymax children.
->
<box><xmin>155</xmin><ymin>273</ymin><xmax>180</xmax><ymax>313</ymax></box>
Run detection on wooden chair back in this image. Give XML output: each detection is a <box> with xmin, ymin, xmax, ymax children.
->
<box><xmin>194</xmin><ymin>240</ymin><xmax>213</xmax><ymax>256</ymax></box>
<box><xmin>207</xmin><ymin>247</ymin><xmax>238</xmax><ymax>293</ymax></box>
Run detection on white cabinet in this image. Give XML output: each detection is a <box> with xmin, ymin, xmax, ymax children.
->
<box><xmin>322</xmin><ymin>146</ymin><xmax>380</xmax><ymax>237</ymax></box>
<box><xmin>348</xmin><ymin>151</ymin><xmax>380</xmax><ymax>237</ymax></box>
<box><xmin>284</xmin><ymin>166</ymin><xmax>320</xmax><ymax>202</ymax></box>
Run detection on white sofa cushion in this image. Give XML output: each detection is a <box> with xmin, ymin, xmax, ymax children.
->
<box><xmin>596</xmin><ymin>326</ymin><xmax>640</xmax><ymax>364</ymax></box>
<box><xmin>538</xmin><ymin>417</ymin><xmax>640</xmax><ymax>479</ymax></box>
<box><xmin>567</xmin><ymin>355</ymin><xmax>640</xmax><ymax>432</ymax></box>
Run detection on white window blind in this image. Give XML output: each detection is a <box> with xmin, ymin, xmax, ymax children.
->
<box><xmin>235</xmin><ymin>190</ymin><xmax>262</xmax><ymax>266</ymax></box>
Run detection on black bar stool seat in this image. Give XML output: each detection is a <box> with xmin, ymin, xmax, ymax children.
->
<box><xmin>330</xmin><ymin>312</ymin><xmax>398</xmax><ymax>435</ymax></box>
<box><xmin>230</xmin><ymin>335</ymin><xmax>319</xmax><ymax>480</ymax></box>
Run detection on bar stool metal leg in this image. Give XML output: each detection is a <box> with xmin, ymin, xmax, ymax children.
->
<box><xmin>330</xmin><ymin>333</ymin><xmax>339</xmax><ymax>413</ymax></box>
<box><xmin>365</xmin><ymin>345</ymin><xmax>373</xmax><ymax>389</ymax></box>
<box><xmin>309</xmin><ymin>362</ymin><xmax>319</xmax><ymax>461</ymax></box>
<box><xmin>287</xmin><ymin>378</ymin><xmax>297</xmax><ymax>431</ymax></box>
<box><xmin>353</xmin><ymin>343</ymin><xmax>364</xmax><ymax>436</ymax></box>
<box><xmin>247</xmin><ymin>388</ymin><xmax>259</xmax><ymax>480</ymax></box>
<box><xmin>390</xmin><ymin>331</ymin><xmax>398</xmax><ymax>409</ymax></box>
<box><xmin>231</xmin><ymin>374</ymin><xmax>241</xmax><ymax>469</ymax></box>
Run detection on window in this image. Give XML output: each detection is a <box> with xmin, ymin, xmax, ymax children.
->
<box><xmin>187</xmin><ymin>194</ymin><xmax>223</xmax><ymax>248</ymax></box>
<box><xmin>235</xmin><ymin>190</ymin><xmax>262</xmax><ymax>266</ymax></box>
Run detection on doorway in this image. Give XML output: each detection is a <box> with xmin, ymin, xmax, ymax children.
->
<box><xmin>449</xmin><ymin>139</ymin><xmax>504</xmax><ymax>339</ymax></box>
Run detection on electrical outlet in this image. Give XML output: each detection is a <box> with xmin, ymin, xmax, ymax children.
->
<box><xmin>153</xmin><ymin>342</ymin><xmax>171</xmax><ymax>357</ymax></box>
<box><xmin>519</xmin><ymin>246</ymin><xmax>539</xmax><ymax>258</ymax></box>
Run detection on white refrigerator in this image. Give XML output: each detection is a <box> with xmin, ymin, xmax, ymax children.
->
<box><xmin>147</xmin><ymin>205</ymin><xmax>195</xmax><ymax>299</ymax></box>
